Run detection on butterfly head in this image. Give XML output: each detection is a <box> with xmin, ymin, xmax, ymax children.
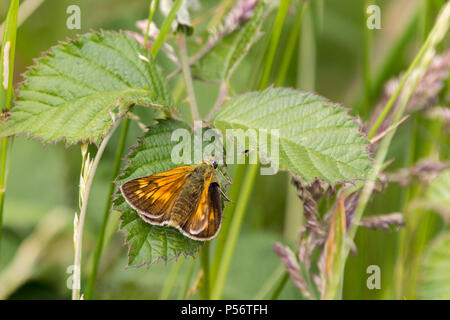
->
<box><xmin>202</xmin><ymin>156</ymin><xmax>219</xmax><ymax>169</ymax></box>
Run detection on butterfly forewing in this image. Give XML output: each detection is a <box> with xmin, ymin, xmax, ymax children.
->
<box><xmin>120</xmin><ymin>165</ymin><xmax>194</xmax><ymax>222</ymax></box>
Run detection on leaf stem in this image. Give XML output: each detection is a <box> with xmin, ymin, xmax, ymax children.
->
<box><xmin>177</xmin><ymin>34</ymin><xmax>200</xmax><ymax>124</ymax></box>
<box><xmin>351</xmin><ymin>8</ymin><xmax>420</xmax><ymax>112</ymax></box>
<box><xmin>199</xmin><ymin>242</ymin><xmax>210</xmax><ymax>299</ymax></box>
<box><xmin>72</xmin><ymin>120</ymin><xmax>121</xmax><ymax>300</ymax></box>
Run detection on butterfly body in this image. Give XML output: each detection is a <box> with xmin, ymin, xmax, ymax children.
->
<box><xmin>120</xmin><ymin>161</ymin><xmax>223</xmax><ymax>240</ymax></box>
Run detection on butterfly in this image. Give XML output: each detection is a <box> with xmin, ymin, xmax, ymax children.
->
<box><xmin>120</xmin><ymin>160</ymin><xmax>227</xmax><ymax>241</ymax></box>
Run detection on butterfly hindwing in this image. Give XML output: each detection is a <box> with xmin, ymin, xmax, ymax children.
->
<box><xmin>182</xmin><ymin>179</ymin><xmax>223</xmax><ymax>240</ymax></box>
<box><xmin>183</xmin><ymin>174</ymin><xmax>213</xmax><ymax>236</ymax></box>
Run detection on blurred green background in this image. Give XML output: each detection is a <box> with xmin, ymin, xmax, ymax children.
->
<box><xmin>0</xmin><ymin>0</ymin><xmax>448</xmax><ymax>300</ymax></box>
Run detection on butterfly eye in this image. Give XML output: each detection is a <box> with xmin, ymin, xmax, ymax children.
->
<box><xmin>213</xmin><ymin>161</ymin><xmax>218</xmax><ymax>169</ymax></box>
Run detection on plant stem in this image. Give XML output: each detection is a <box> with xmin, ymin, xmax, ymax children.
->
<box><xmin>177</xmin><ymin>34</ymin><xmax>200</xmax><ymax>124</ymax></box>
<box><xmin>151</xmin><ymin>0</ymin><xmax>183</xmax><ymax>57</ymax></box>
<box><xmin>253</xmin><ymin>263</ymin><xmax>285</xmax><ymax>299</ymax></box>
<box><xmin>283</xmin><ymin>1</ymin><xmax>315</xmax><ymax>243</ymax></box>
<box><xmin>211</xmin><ymin>164</ymin><xmax>258</xmax><ymax>299</ymax></box>
<box><xmin>178</xmin><ymin>258</ymin><xmax>196</xmax><ymax>299</ymax></box>
<box><xmin>368</xmin><ymin>37</ymin><xmax>430</xmax><ymax>139</ymax></box>
<box><xmin>143</xmin><ymin>0</ymin><xmax>158</xmax><ymax>49</ymax></box>
<box><xmin>0</xmin><ymin>138</ymin><xmax>10</xmax><ymax>254</ymax></box>
<box><xmin>72</xmin><ymin>120</ymin><xmax>121</xmax><ymax>300</ymax></box>
<box><xmin>337</xmin><ymin>2</ymin><xmax>450</xmax><ymax>299</ymax></box>
<box><xmin>393</xmin><ymin>0</ymin><xmax>444</xmax><ymax>299</ymax></box>
<box><xmin>0</xmin><ymin>0</ymin><xmax>44</xmax><ymax>43</ymax></box>
<box><xmin>0</xmin><ymin>0</ymin><xmax>18</xmax><ymax>256</ymax></box>
<box><xmin>84</xmin><ymin>117</ymin><xmax>130</xmax><ymax>300</ymax></box>
<box><xmin>210</xmin><ymin>164</ymin><xmax>246</xmax><ymax>286</ymax></box>
<box><xmin>159</xmin><ymin>257</ymin><xmax>184</xmax><ymax>300</ymax></box>
<box><xmin>270</xmin><ymin>271</ymin><xmax>289</xmax><ymax>300</ymax></box>
<box><xmin>176</xmin><ymin>26</ymin><xmax>206</xmax><ymax>298</ymax></box>
<box><xmin>352</xmin><ymin>8</ymin><xmax>420</xmax><ymax>112</ymax></box>
<box><xmin>84</xmin><ymin>0</ymin><xmax>175</xmax><ymax>298</ymax></box>
<box><xmin>258</xmin><ymin>0</ymin><xmax>291</xmax><ymax>90</ymax></box>
<box><xmin>210</xmin><ymin>0</ymin><xmax>292</xmax><ymax>299</ymax></box>
<box><xmin>296</xmin><ymin>2</ymin><xmax>316</xmax><ymax>91</ymax></box>
<box><xmin>275</xmin><ymin>1</ymin><xmax>307</xmax><ymax>87</ymax></box>
<box><xmin>199</xmin><ymin>242</ymin><xmax>211</xmax><ymax>299</ymax></box>
<box><xmin>362</xmin><ymin>0</ymin><xmax>373</xmax><ymax>117</ymax></box>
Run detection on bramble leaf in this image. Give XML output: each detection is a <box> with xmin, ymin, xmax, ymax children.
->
<box><xmin>418</xmin><ymin>231</ymin><xmax>450</xmax><ymax>299</ymax></box>
<box><xmin>0</xmin><ymin>31</ymin><xmax>173</xmax><ymax>145</ymax></box>
<box><xmin>114</xmin><ymin>120</ymin><xmax>201</xmax><ymax>267</ymax></box>
<box><xmin>213</xmin><ymin>88</ymin><xmax>371</xmax><ymax>185</ymax></box>
<box><xmin>423</xmin><ymin>168</ymin><xmax>450</xmax><ymax>219</ymax></box>
<box><xmin>191</xmin><ymin>2</ymin><xmax>265</xmax><ymax>83</ymax></box>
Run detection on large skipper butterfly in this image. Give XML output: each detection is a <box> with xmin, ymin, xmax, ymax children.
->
<box><xmin>120</xmin><ymin>160</ymin><xmax>225</xmax><ymax>240</ymax></box>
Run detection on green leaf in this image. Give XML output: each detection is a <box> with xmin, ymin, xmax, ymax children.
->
<box><xmin>114</xmin><ymin>119</ymin><xmax>201</xmax><ymax>267</ymax></box>
<box><xmin>423</xmin><ymin>168</ymin><xmax>450</xmax><ymax>219</ymax></box>
<box><xmin>191</xmin><ymin>2</ymin><xmax>266</xmax><ymax>83</ymax></box>
<box><xmin>0</xmin><ymin>31</ymin><xmax>173</xmax><ymax>145</ymax></box>
<box><xmin>417</xmin><ymin>230</ymin><xmax>450</xmax><ymax>299</ymax></box>
<box><xmin>213</xmin><ymin>88</ymin><xmax>371</xmax><ymax>185</ymax></box>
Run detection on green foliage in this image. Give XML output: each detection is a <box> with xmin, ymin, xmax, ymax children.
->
<box><xmin>114</xmin><ymin>120</ymin><xmax>201</xmax><ymax>267</ymax></box>
<box><xmin>0</xmin><ymin>31</ymin><xmax>173</xmax><ymax>145</ymax></box>
<box><xmin>423</xmin><ymin>168</ymin><xmax>450</xmax><ymax>217</ymax></box>
<box><xmin>213</xmin><ymin>88</ymin><xmax>371</xmax><ymax>185</ymax></box>
<box><xmin>0</xmin><ymin>0</ymin><xmax>19</xmax><ymax>259</ymax></box>
<box><xmin>0</xmin><ymin>0</ymin><xmax>18</xmax><ymax>110</ymax></box>
<box><xmin>2</xmin><ymin>0</ymin><xmax>446</xmax><ymax>301</ymax></box>
<box><xmin>323</xmin><ymin>198</ymin><xmax>346</xmax><ymax>299</ymax></box>
<box><xmin>417</xmin><ymin>230</ymin><xmax>450</xmax><ymax>299</ymax></box>
<box><xmin>192</xmin><ymin>2</ymin><xmax>266</xmax><ymax>83</ymax></box>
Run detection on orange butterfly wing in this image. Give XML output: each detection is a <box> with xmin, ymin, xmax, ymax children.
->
<box><xmin>121</xmin><ymin>164</ymin><xmax>223</xmax><ymax>241</ymax></box>
<box><xmin>181</xmin><ymin>175</ymin><xmax>223</xmax><ymax>240</ymax></box>
<box><xmin>120</xmin><ymin>166</ymin><xmax>193</xmax><ymax>224</ymax></box>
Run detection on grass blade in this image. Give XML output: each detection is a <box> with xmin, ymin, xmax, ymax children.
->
<box><xmin>0</xmin><ymin>0</ymin><xmax>19</xmax><ymax>255</ymax></box>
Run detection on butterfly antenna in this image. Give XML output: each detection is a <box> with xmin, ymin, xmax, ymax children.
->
<box><xmin>219</xmin><ymin>188</ymin><xmax>233</xmax><ymax>203</ymax></box>
<box><xmin>219</xmin><ymin>167</ymin><xmax>233</xmax><ymax>185</ymax></box>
